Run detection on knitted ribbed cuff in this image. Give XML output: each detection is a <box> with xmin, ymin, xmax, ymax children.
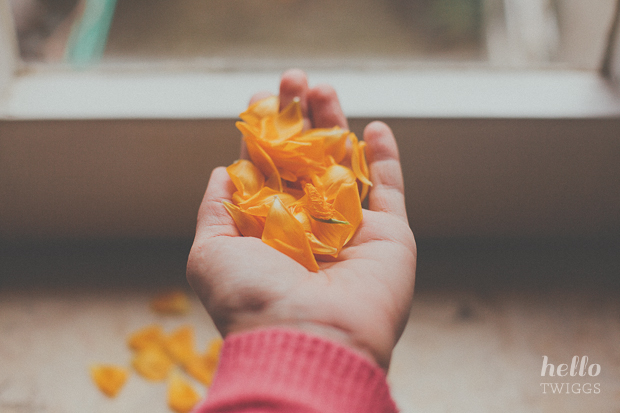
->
<box><xmin>194</xmin><ymin>328</ymin><xmax>398</xmax><ymax>413</ymax></box>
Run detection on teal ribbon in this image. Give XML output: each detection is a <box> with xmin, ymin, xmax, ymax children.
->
<box><xmin>64</xmin><ymin>0</ymin><xmax>118</xmax><ymax>67</ymax></box>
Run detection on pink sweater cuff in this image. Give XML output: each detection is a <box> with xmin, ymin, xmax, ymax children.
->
<box><xmin>194</xmin><ymin>328</ymin><xmax>398</xmax><ymax>413</ymax></box>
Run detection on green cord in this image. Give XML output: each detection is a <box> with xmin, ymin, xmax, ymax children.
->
<box><xmin>64</xmin><ymin>0</ymin><xmax>118</xmax><ymax>67</ymax></box>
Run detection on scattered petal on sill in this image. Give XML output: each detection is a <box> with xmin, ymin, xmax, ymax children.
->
<box><xmin>165</xmin><ymin>325</ymin><xmax>196</xmax><ymax>366</ymax></box>
<box><xmin>132</xmin><ymin>344</ymin><xmax>174</xmax><ymax>381</ymax></box>
<box><xmin>167</xmin><ymin>372</ymin><xmax>202</xmax><ymax>413</ymax></box>
<box><xmin>127</xmin><ymin>324</ymin><xmax>165</xmax><ymax>351</ymax></box>
<box><xmin>150</xmin><ymin>291</ymin><xmax>190</xmax><ymax>315</ymax></box>
<box><xmin>90</xmin><ymin>364</ymin><xmax>129</xmax><ymax>398</ymax></box>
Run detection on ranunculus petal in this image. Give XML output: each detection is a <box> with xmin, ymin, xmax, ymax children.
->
<box><xmin>223</xmin><ymin>201</ymin><xmax>264</xmax><ymax>238</ymax></box>
<box><xmin>167</xmin><ymin>372</ymin><xmax>201</xmax><ymax>413</ymax></box>
<box><xmin>243</xmin><ymin>135</ymin><xmax>282</xmax><ymax>191</ymax></box>
<box><xmin>333</xmin><ymin>181</ymin><xmax>363</xmax><ymax>245</ymax></box>
<box><xmin>236</xmin><ymin>187</ymin><xmax>298</xmax><ymax>217</ymax></box>
<box><xmin>239</xmin><ymin>95</ymin><xmax>279</xmax><ymax>127</ymax></box>
<box><xmin>275</xmin><ymin>98</ymin><xmax>304</xmax><ymax>140</ymax></box>
<box><xmin>262</xmin><ymin>196</ymin><xmax>319</xmax><ymax>271</ymax></box>
<box><xmin>319</xmin><ymin>164</ymin><xmax>357</xmax><ymax>199</ymax></box>
<box><xmin>90</xmin><ymin>364</ymin><xmax>129</xmax><ymax>398</ymax></box>
<box><xmin>349</xmin><ymin>133</ymin><xmax>373</xmax><ymax>187</ymax></box>
<box><xmin>226</xmin><ymin>159</ymin><xmax>264</xmax><ymax>198</ymax></box>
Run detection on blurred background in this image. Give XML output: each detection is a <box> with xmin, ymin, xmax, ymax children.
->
<box><xmin>1</xmin><ymin>1</ymin><xmax>620</xmax><ymax>412</ymax></box>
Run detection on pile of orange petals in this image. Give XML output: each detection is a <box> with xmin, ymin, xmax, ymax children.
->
<box><xmin>91</xmin><ymin>315</ymin><xmax>223</xmax><ymax>413</ymax></box>
<box><xmin>128</xmin><ymin>324</ymin><xmax>223</xmax><ymax>388</ymax></box>
<box><xmin>226</xmin><ymin>96</ymin><xmax>372</xmax><ymax>271</ymax></box>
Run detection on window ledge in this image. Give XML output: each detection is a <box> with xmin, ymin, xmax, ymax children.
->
<box><xmin>2</xmin><ymin>68</ymin><xmax>620</xmax><ymax>120</ymax></box>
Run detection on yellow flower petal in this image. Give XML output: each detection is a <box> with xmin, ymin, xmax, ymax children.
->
<box><xmin>262</xmin><ymin>196</ymin><xmax>319</xmax><ymax>271</ymax></box>
<box><xmin>236</xmin><ymin>187</ymin><xmax>298</xmax><ymax>217</ymax></box>
<box><xmin>184</xmin><ymin>337</ymin><xmax>223</xmax><ymax>386</ymax></box>
<box><xmin>275</xmin><ymin>98</ymin><xmax>304</xmax><ymax>140</ymax></box>
<box><xmin>127</xmin><ymin>324</ymin><xmax>165</xmax><ymax>351</ymax></box>
<box><xmin>299</xmin><ymin>127</ymin><xmax>349</xmax><ymax>164</ymax></box>
<box><xmin>150</xmin><ymin>291</ymin><xmax>190</xmax><ymax>315</ymax></box>
<box><xmin>239</xmin><ymin>95</ymin><xmax>279</xmax><ymax>127</ymax></box>
<box><xmin>226</xmin><ymin>159</ymin><xmax>265</xmax><ymax>199</ymax></box>
<box><xmin>132</xmin><ymin>344</ymin><xmax>174</xmax><ymax>381</ymax></box>
<box><xmin>243</xmin><ymin>134</ymin><xmax>282</xmax><ymax>191</ymax></box>
<box><xmin>90</xmin><ymin>364</ymin><xmax>129</xmax><ymax>398</ymax></box>
<box><xmin>319</xmin><ymin>164</ymin><xmax>357</xmax><ymax>199</ymax></box>
<box><xmin>223</xmin><ymin>201</ymin><xmax>265</xmax><ymax>238</ymax></box>
<box><xmin>310</xmin><ymin>210</ymin><xmax>352</xmax><ymax>256</ymax></box>
<box><xmin>167</xmin><ymin>372</ymin><xmax>202</xmax><ymax>413</ymax></box>
<box><xmin>302</xmin><ymin>182</ymin><xmax>336</xmax><ymax>221</ymax></box>
<box><xmin>333</xmin><ymin>181</ymin><xmax>363</xmax><ymax>245</ymax></box>
<box><xmin>164</xmin><ymin>326</ymin><xmax>196</xmax><ymax>366</ymax></box>
<box><xmin>349</xmin><ymin>133</ymin><xmax>373</xmax><ymax>187</ymax></box>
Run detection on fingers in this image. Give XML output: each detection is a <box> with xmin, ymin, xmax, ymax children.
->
<box><xmin>308</xmin><ymin>84</ymin><xmax>348</xmax><ymax>129</ymax></box>
<box><xmin>195</xmin><ymin>167</ymin><xmax>240</xmax><ymax>240</ymax></box>
<box><xmin>279</xmin><ymin>69</ymin><xmax>311</xmax><ymax>130</ymax></box>
<box><xmin>364</xmin><ymin>121</ymin><xmax>408</xmax><ymax>223</ymax></box>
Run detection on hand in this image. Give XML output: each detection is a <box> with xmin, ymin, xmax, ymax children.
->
<box><xmin>186</xmin><ymin>69</ymin><xmax>416</xmax><ymax>370</ymax></box>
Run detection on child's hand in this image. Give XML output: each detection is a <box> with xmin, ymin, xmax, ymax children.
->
<box><xmin>186</xmin><ymin>69</ymin><xmax>416</xmax><ymax>370</ymax></box>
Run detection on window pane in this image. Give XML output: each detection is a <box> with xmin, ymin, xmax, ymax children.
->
<box><xmin>6</xmin><ymin>0</ymin><xmax>619</xmax><ymax>69</ymax></box>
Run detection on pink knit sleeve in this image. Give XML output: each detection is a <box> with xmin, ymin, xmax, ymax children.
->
<box><xmin>192</xmin><ymin>328</ymin><xmax>398</xmax><ymax>413</ymax></box>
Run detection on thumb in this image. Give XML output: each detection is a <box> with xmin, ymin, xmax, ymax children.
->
<box><xmin>194</xmin><ymin>167</ymin><xmax>240</xmax><ymax>240</ymax></box>
<box><xmin>364</xmin><ymin>121</ymin><xmax>408</xmax><ymax>223</ymax></box>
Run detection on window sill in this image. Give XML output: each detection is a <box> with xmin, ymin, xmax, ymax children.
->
<box><xmin>2</xmin><ymin>68</ymin><xmax>620</xmax><ymax>120</ymax></box>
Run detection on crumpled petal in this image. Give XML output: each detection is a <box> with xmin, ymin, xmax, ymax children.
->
<box><xmin>167</xmin><ymin>372</ymin><xmax>201</xmax><ymax>413</ymax></box>
<box><xmin>349</xmin><ymin>133</ymin><xmax>372</xmax><ymax>201</ymax></box>
<box><xmin>150</xmin><ymin>291</ymin><xmax>190</xmax><ymax>315</ymax></box>
<box><xmin>333</xmin><ymin>181</ymin><xmax>363</xmax><ymax>245</ymax></box>
<box><xmin>239</xmin><ymin>95</ymin><xmax>279</xmax><ymax>127</ymax></box>
<box><xmin>127</xmin><ymin>324</ymin><xmax>165</xmax><ymax>351</ymax></box>
<box><xmin>223</xmin><ymin>201</ymin><xmax>264</xmax><ymax>238</ymax></box>
<box><xmin>262</xmin><ymin>196</ymin><xmax>319</xmax><ymax>271</ymax></box>
<box><xmin>319</xmin><ymin>164</ymin><xmax>357</xmax><ymax>199</ymax></box>
<box><xmin>132</xmin><ymin>344</ymin><xmax>174</xmax><ymax>381</ymax></box>
<box><xmin>164</xmin><ymin>326</ymin><xmax>195</xmax><ymax>366</ymax></box>
<box><xmin>90</xmin><ymin>364</ymin><xmax>129</xmax><ymax>398</ymax></box>
<box><xmin>227</xmin><ymin>159</ymin><xmax>264</xmax><ymax>199</ymax></box>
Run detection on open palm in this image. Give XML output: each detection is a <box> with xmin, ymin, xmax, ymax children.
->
<box><xmin>187</xmin><ymin>70</ymin><xmax>416</xmax><ymax>370</ymax></box>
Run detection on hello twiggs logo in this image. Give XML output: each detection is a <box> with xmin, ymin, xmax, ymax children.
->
<box><xmin>540</xmin><ymin>356</ymin><xmax>601</xmax><ymax>394</ymax></box>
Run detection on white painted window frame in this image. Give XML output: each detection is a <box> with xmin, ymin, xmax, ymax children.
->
<box><xmin>1</xmin><ymin>0</ymin><xmax>620</xmax><ymax>121</ymax></box>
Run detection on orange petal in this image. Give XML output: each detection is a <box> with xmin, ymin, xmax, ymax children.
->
<box><xmin>164</xmin><ymin>326</ymin><xmax>196</xmax><ymax>366</ymax></box>
<box><xmin>310</xmin><ymin>210</ymin><xmax>352</xmax><ymax>256</ymax></box>
<box><xmin>167</xmin><ymin>372</ymin><xmax>202</xmax><ymax>413</ymax></box>
<box><xmin>226</xmin><ymin>159</ymin><xmax>265</xmax><ymax>198</ymax></box>
<box><xmin>185</xmin><ymin>337</ymin><xmax>223</xmax><ymax>386</ymax></box>
<box><xmin>299</xmin><ymin>127</ymin><xmax>349</xmax><ymax>164</ymax></box>
<box><xmin>302</xmin><ymin>183</ymin><xmax>336</xmax><ymax>221</ymax></box>
<box><xmin>132</xmin><ymin>344</ymin><xmax>174</xmax><ymax>381</ymax></box>
<box><xmin>90</xmin><ymin>364</ymin><xmax>129</xmax><ymax>398</ymax></box>
<box><xmin>239</xmin><ymin>95</ymin><xmax>279</xmax><ymax>127</ymax></box>
<box><xmin>127</xmin><ymin>324</ymin><xmax>165</xmax><ymax>351</ymax></box>
<box><xmin>150</xmin><ymin>290</ymin><xmax>190</xmax><ymax>315</ymax></box>
<box><xmin>319</xmin><ymin>164</ymin><xmax>357</xmax><ymax>199</ymax></box>
<box><xmin>223</xmin><ymin>201</ymin><xmax>264</xmax><ymax>238</ymax></box>
<box><xmin>333</xmin><ymin>181</ymin><xmax>363</xmax><ymax>245</ymax></box>
<box><xmin>237</xmin><ymin>187</ymin><xmax>298</xmax><ymax>217</ymax></box>
<box><xmin>262</xmin><ymin>196</ymin><xmax>319</xmax><ymax>271</ymax></box>
<box><xmin>244</xmin><ymin>135</ymin><xmax>282</xmax><ymax>191</ymax></box>
<box><xmin>183</xmin><ymin>355</ymin><xmax>216</xmax><ymax>387</ymax></box>
<box><xmin>276</xmin><ymin>98</ymin><xmax>304</xmax><ymax>140</ymax></box>
<box><xmin>349</xmin><ymin>133</ymin><xmax>373</xmax><ymax>187</ymax></box>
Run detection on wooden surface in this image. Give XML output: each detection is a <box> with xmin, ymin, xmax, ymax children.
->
<box><xmin>1</xmin><ymin>238</ymin><xmax>619</xmax><ymax>413</ymax></box>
